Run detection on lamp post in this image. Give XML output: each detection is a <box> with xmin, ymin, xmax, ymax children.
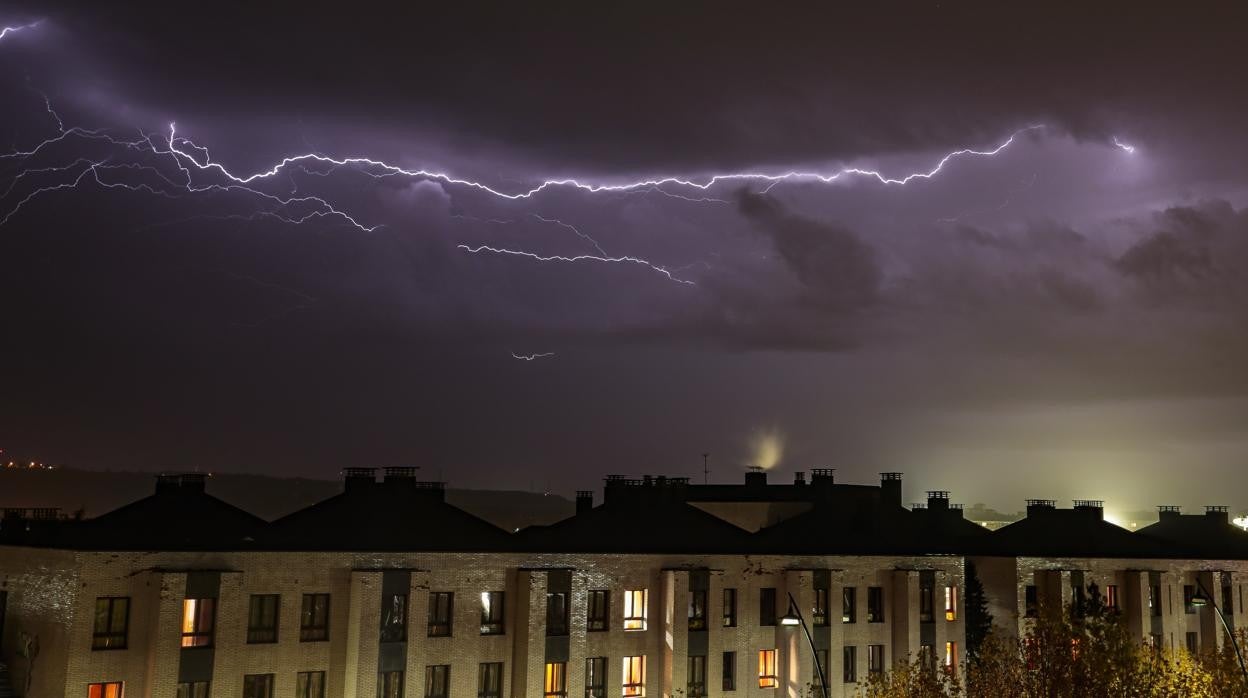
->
<box><xmin>780</xmin><ymin>591</ymin><xmax>830</xmax><ymax>698</ymax></box>
<box><xmin>1191</xmin><ymin>579</ymin><xmax>1248</xmax><ymax>683</ymax></box>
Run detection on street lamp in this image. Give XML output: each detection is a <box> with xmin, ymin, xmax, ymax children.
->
<box><xmin>779</xmin><ymin>592</ymin><xmax>830</xmax><ymax>698</ymax></box>
<box><xmin>1190</xmin><ymin>580</ymin><xmax>1248</xmax><ymax>683</ymax></box>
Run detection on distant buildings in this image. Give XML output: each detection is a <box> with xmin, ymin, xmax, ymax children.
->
<box><xmin>1</xmin><ymin>468</ymin><xmax>1247</xmax><ymax>698</ymax></box>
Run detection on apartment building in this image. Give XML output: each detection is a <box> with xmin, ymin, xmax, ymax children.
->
<box><xmin>0</xmin><ymin>469</ymin><xmax>971</xmax><ymax>698</ymax></box>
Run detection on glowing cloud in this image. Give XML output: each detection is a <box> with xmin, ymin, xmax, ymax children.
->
<box><xmin>748</xmin><ymin>427</ymin><xmax>785</xmax><ymax>470</ymax></box>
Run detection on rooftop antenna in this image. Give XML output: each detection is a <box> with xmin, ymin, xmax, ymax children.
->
<box><xmin>702</xmin><ymin>453</ymin><xmax>710</xmax><ymax>484</ymax></box>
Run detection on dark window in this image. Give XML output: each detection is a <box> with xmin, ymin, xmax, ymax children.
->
<box><xmin>1025</xmin><ymin>585</ymin><xmax>1039</xmax><ymax>618</ymax></box>
<box><xmin>546</xmin><ymin>592</ymin><xmax>569</xmax><ymax>636</ymax></box>
<box><xmin>428</xmin><ymin>592</ymin><xmax>453</xmax><ymax>637</ymax></box>
<box><xmin>381</xmin><ymin>594</ymin><xmax>408</xmax><ymax>643</ymax></box>
<box><xmin>1150</xmin><ymin>633</ymin><xmax>1164</xmax><ymax>652</ymax></box>
<box><xmin>92</xmin><ymin>597</ymin><xmax>130</xmax><ymax>650</ymax></box>
<box><xmin>587</xmin><ymin>590</ymin><xmax>609</xmax><ymax>632</ymax></box>
<box><xmin>481</xmin><ymin>591</ymin><xmax>505</xmax><ymax>635</ymax></box>
<box><xmin>1186</xmin><ymin>632</ymin><xmax>1199</xmax><ymax>654</ymax></box>
<box><xmin>867</xmin><ymin>645</ymin><xmax>884</xmax><ymax>675</ymax></box>
<box><xmin>247</xmin><ymin>594</ymin><xmax>279</xmax><ymax>644</ymax></box>
<box><xmin>843</xmin><ymin>646</ymin><xmax>857</xmax><ymax>683</ymax></box>
<box><xmin>689</xmin><ymin>589</ymin><xmax>707</xmax><ymax>630</ymax></box>
<box><xmin>181</xmin><ymin>598</ymin><xmax>216</xmax><ymax>648</ymax></box>
<box><xmin>243</xmin><ymin>674</ymin><xmax>274</xmax><ymax>698</ymax></box>
<box><xmin>297</xmin><ymin>671</ymin><xmax>326</xmax><ymax>698</ymax></box>
<box><xmin>425</xmin><ymin>666</ymin><xmax>449</xmax><ymax>698</ymax></box>
<box><xmin>380</xmin><ymin>671</ymin><xmax>405</xmax><ymax>698</ymax></box>
<box><xmin>176</xmin><ymin>682</ymin><xmax>209</xmax><ymax>698</ymax></box>
<box><xmin>544</xmin><ymin>662</ymin><xmax>566</xmax><ymax>698</ymax></box>
<box><xmin>759</xmin><ymin>588</ymin><xmax>777</xmax><ymax>626</ymax></box>
<box><xmin>721</xmin><ymin>651</ymin><xmax>736</xmax><ymax>691</ymax></box>
<box><xmin>1223</xmin><ymin>585</ymin><xmax>1234</xmax><ymax>615</ymax></box>
<box><xmin>478</xmin><ymin>663</ymin><xmax>503</xmax><ymax>698</ymax></box>
<box><xmin>867</xmin><ymin>587</ymin><xmax>884</xmax><ymax>623</ymax></box>
<box><xmin>87</xmin><ymin>683</ymin><xmax>124</xmax><ymax>698</ymax></box>
<box><xmin>919</xmin><ymin>581</ymin><xmax>934</xmax><ymax>622</ymax></box>
<box><xmin>300</xmin><ymin>594</ymin><xmax>331</xmax><ymax>642</ymax></box>
<box><xmin>842</xmin><ymin>587</ymin><xmax>856</xmax><ymax>623</ymax></box>
<box><xmin>586</xmin><ymin>657</ymin><xmax>607</xmax><ymax>698</ymax></box>
<box><xmin>688</xmin><ymin>655</ymin><xmax>706</xmax><ymax>697</ymax></box>
<box><xmin>1184</xmin><ymin>585</ymin><xmax>1197</xmax><ymax>615</ymax></box>
<box><xmin>722</xmin><ymin>588</ymin><xmax>737</xmax><ymax>627</ymax></box>
<box><xmin>813</xmin><ymin>587</ymin><xmax>828</xmax><ymax>626</ymax></box>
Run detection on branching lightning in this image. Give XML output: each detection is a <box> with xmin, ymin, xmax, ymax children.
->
<box><xmin>456</xmin><ymin>243</ymin><xmax>696</xmax><ymax>285</ymax></box>
<box><xmin>0</xmin><ymin>21</ymin><xmax>40</xmax><ymax>42</ymax></box>
<box><xmin>511</xmin><ymin>352</ymin><xmax>555</xmax><ymax>361</ymax></box>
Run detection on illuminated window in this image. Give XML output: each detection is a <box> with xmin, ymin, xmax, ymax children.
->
<box><xmin>478</xmin><ymin>662</ymin><xmax>503</xmax><ymax>698</ymax></box>
<box><xmin>945</xmin><ymin>585</ymin><xmax>958</xmax><ymax>621</ymax></box>
<box><xmin>300</xmin><ymin>593</ymin><xmax>331</xmax><ymax>642</ymax></box>
<box><xmin>586</xmin><ymin>657</ymin><xmax>607</xmax><ymax>698</ymax></box>
<box><xmin>92</xmin><ymin>597</ymin><xmax>130</xmax><ymax>650</ymax></box>
<box><xmin>424</xmin><ymin>666</ymin><xmax>448</xmax><ymax>698</ymax></box>
<box><xmin>380</xmin><ymin>670</ymin><xmax>405</xmax><ymax>698</ymax></box>
<box><xmin>587</xmin><ymin>590</ymin><xmax>609</xmax><ymax>631</ymax></box>
<box><xmin>87</xmin><ymin>683</ymin><xmax>123</xmax><ymax>698</ymax></box>
<box><xmin>813</xmin><ymin>587</ymin><xmax>828</xmax><ymax>626</ymax></box>
<box><xmin>867</xmin><ymin>645</ymin><xmax>884</xmax><ymax>675</ymax></box>
<box><xmin>544</xmin><ymin>662</ymin><xmax>567</xmax><ymax>698</ymax></box>
<box><xmin>757</xmin><ymin>649</ymin><xmax>778</xmax><ymax>689</ymax></box>
<box><xmin>689</xmin><ymin>589</ymin><xmax>707</xmax><ymax>630</ymax></box>
<box><xmin>181</xmin><ymin>598</ymin><xmax>216</xmax><ymax>648</ymax></box>
<box><xmin>247</xmin><ymin>594</ymin><xmax>279</xmax><ymax>644</ymax></box>
<box><xmin>842</xmin><ymin>647</ymin><xmax>857</xmax><ymax>684</ymax></box>
<box><xmin>296</xmin><ymin>671</ymin><xmax>326</xmax><ymax>698</ymax></box>
<box><xmin>842</xmin><ymin>587</ymin><xmax>856</xmax><ymax>623</ymax></box>
<box><xmin>480</xmin><ymin>591</ymin><xmax>505</xmax><ymax>635</ymax></box>
<box><xmin>945</xmin><ymin>642</ymin><xmax>958</xmax><ymax>676</ymax></box>
<box><xmin>687</xmin><ymin>655</ymin><xmax>706</xmax><ymax>697</ymax></box>
<box><xmin>623</xmin><ymin>589</ymin><xmax>648</xmax><ymax>631</ymax></box>
<box><xmin>547</xmin><ymin>592</ymin><xmax>569</xmax><ymax>636</ymax></box>
<box><xmin>1105</xmin><ymin>585</ymin><xmax>1119</xmax><ymax>611</ymax></box>
<box><xmin>175</xmin><ymin>682</ymin><xmax>209</xmax><ymax>698</ymax></box>
<box><xmin>721</xmin><ymin>651</ymin><xmax>736</xmax><ymax>691</ymax></box>
<box><xmin>381</xmin><ymin>593</ymin><xmax>408</xmax><ymax>643</ymax></box>
<box><xmin>622</xmin><ymin>656</ymin><xmax>646</xmax><ymax>697</ymax></box>
<box><xmin>428</xmin><ymin>592</ymin><xmax>453</xmax><ymax>637</ymax></box>
<box><xmin>722</xmin><ymin>588</ymin><xmax>737</xmax><ymax>627</ymax></box>
<box><xmin>243</xmin><ymin>674</ymin><xmax>274</xmax><ymax>698</ymax></box>
<box><xmin>759</xmin><ymin>588</ymin><xmax>777</xmax><ymax>626</ymax></box>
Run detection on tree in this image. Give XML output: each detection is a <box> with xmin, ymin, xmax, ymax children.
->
<box><xmin>963</xmin><ymin>559</ymin><xmax>993</xmax><ymax>660</ymax></box>
<box><xmin>860</xmin><ymin>653</ymin><xmax>961</xmax><ymax>698</ymax></box>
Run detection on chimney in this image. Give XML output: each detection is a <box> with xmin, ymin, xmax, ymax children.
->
<box><xmin>342</xmin><ymin>467</ymin><xmax>377</xmax><ymax>492</ymax></box>
<box><xmin>794</xmin><ymin>471</ymin><xmax>806</xmax><ymax>485</ymax></box>
<box><xmin>926</xmin><ymin>490</ymin><xmax>950</xmax><ymax>511</ymax></box>
<box><xmin>1158</xmin><ymin>505</ymin><xmax>1182</xmax><ymax>521</ymax></box>
<box><xmin>1026</xmin><ymin>499</ymin><xmax>1057</xmax><ymax>517</ymax></box>
<box><xmin>745</xmin><ymin>466</ymin><xmax>767</xmax><ymax>488</ymax></box>
<box><xmin>880</xmin><ymin>472</ymin><xmax>903</xmax><ymax>507</ymax></box>
<box><xmin>155</xmin><ymin>472</ymin><xmax>207</xmax><ymax>494</ymax></box>
<box><xmin>1073</xmin><ymin>500</ymin><xmax>1104</xmax><ymax>520</ymax></box>
<box><xmin>1206</xmin><ymin>505</ymin><xmax>1229</xmax><ymax>525</ymax></box>
<box><xmin>576</xmin><ymin>490</ymin><xmax>594</xmax><ymax>514</ymax></box>
<box><xmin>383</xmin><ymin>466</ymin><xmax>420</xmax><ymax>487</ymax></box>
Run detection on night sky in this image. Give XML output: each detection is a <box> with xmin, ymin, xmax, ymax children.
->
<box><xmin>2</xmin><ymin>2</ymin><xmax>1247</xmax><ymax>511</ymax></box>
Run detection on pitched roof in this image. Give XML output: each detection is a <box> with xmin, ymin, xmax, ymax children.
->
<box><xmin>1136</xmin><ymin>510</ymin><xmax>1248</xmax><ymax>559</ymax></box>
<box><xmin>983</xmin><ymin>504</ymin><xmax>1176</xmax><ymax>558</ymax></box>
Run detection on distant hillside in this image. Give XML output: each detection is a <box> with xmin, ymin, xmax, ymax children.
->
<box><xmin>0</xmin><ymin>467</ymin><xmax>574</xmax><ymax>531</ymax></box>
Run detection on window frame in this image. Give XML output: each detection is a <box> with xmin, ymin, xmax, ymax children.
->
<box><xmin>92</xmin><ymin>596</ymin><xmax>131</xmax><ymax>650</ymax></box>
<box><xmin>478</xmin><ymin>662</ymin><xmax>503</xmax><ymax>698</ymax></box>
<box><xmin>842</xmin><ymin>587</ymin><xmax>857</xmax><ymax>624</ymax></box>
<box><xmin>722</xmin><ymin>588</ymin><xmax>737</xmax><ymax>628</ymax></box>
<box><xmin>945</xmin><ymin>585</ymin><xmax>958</xmax><ymax>621</ymax></box>
<box><xmin>867</xmin><ymin>644</ymin><xmax>884</xmax><ymax>675</ymax></box>
<box><xmin>813</xmin><ymin>587</ymin><xmax>828</xmax><ymax>626</ymax></box>
<box><xmin>300</xmin><ymin>593</ymin><xmax>331</xmax><ymax>643</ymax></box>
<box><xmin>688</xmin><ymin>589</ymin><xmax>707</xmax><ymax>631</ymax></box>
<box><xmin>480</xmin><ymin>591</ymin><xmax>505</xmax><ymax>635</ymax></box>
<box><xmin>546</xmin><ymin>591</ymin><xmax>569</xmax><ymax>637</ymax></box>
<box><xmin>866</xmin><ymin>586</ymin><xmax>884</xmax><ymax>623</ymax></box>
<box><xmin>687</xmin><ymin>655</ymin><xmax>706</xmax><ymax>698</ymax></box>
<box><xmin>843</xmin><ymin>646</ymin><xmax>857</xmax><ymax>684</ymax></box>
<box><xmin>181</xmin><ymin>598</ymin><xmax>217</xmax><ymax>648</ymax></box>
<box><xmin>587</xmin><ymin>590</ymin><xmax>609</xmax><ymax>632</ymax></box>
<box><xmin>296</xmin><ymin>671</ymin><xmax>327</xmax><ymax>698</ymax></box>
<box><xmin>544</xmin><ymin>662</ymin><xmax>567</xmax><ymax>698</ymax></box>
<box><xmin>757</xmin><ymin>649</ymin><xmax>778</xmax><ymax>689</ymax></box>
<box><xmin>622</xmin><ymin>655</ymin><xmax>646</xmax><ymax>697</ymax></box>
<box><xmin>586</xmin><ymin>657</ymin><xmax>607</xmax><ymax>698</ymax></box>
<box><xmin>175</xmin><ymin>682</ymin><xmax>209</xmax><ymax>698</ymax></box>
<box><xmin>623</xmin><ymin>589</ymin><xmax>648</xmax><ymax>631</ymax></box>
<box><xmin>721</xmin><ymin>651</ymin><xmax>736</xmax><ymax>691</ymax></box>
<box><xmin>424</xmin><ymin>665</ymin><xmax>449</xmax><ymax>698</ymax></box>
<box><xmin>380</xmin><ymin>670</ymin><xmax>406</xmax><ymax>698</ymax></box>
<box><xmin>759</xmin><ymin>588</ymin><xmax>777</xmax><ymax>626</ymax></box>
<box><xmin>381</xmin><ymin>593</ymin><xmax>409</xmax><ymax>643</ymax></box>
<box><xmin>243</xmin><ymin>673</ymin><xmax>275</xmax><ymax>698</ymax></box>
<box><xmin>87</xmin><ymin>682</ymin><xmax>125</xmax><ymax>698</ymax></box>
<box><xmin>428</xmin><ymin>592</ymin><xmax>454</xmax><ymax>637</ymax></box>
<box><xmin>246</xmin><ymin>594</ymin><xmax>280</xmax><ymax>644</ymax></box>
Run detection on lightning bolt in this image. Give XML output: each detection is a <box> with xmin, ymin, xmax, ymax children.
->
<box><xmin>456</xmin><ymin>244</ymin><xmax>696</xmax><ymax>285</ymax></box>
<box><xmin>0</xmin><ymin>21</ymin><xmax>40</xmax><ymax>42</ymax></box>
<box><xmin>511</xmin><ymin>352</ymin><xmax>555</xmax><ymax>361</ymax></box>
<box><xmin>1112</xmin><ymin>136</ymin><xmax>1136</xmax><ymax>154</ymax></box>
